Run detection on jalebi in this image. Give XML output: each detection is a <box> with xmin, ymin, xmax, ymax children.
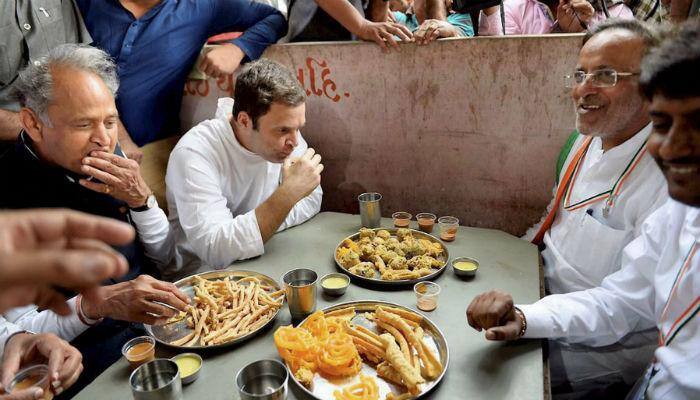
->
<box><xmin>317</xmin><ymin>331</ymin><xmax>363</xmax><ymax>378</ymax></box>
<box><xmin>333</xmin><ymin>374</ymin><xmax>380</xmax><ymax>400</ymax></box>
<box><xmin>300</xmin><ymin>310</ymin><xmax>330</xmax><ymax>343</ymax></box>
<box><xmin>273</xmin><ymin>325</ymin><xmax>318</xmax><ymax>373</ymax></box>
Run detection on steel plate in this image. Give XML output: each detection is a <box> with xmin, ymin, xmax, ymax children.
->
<box><xmin>145</xmin><ymin>269</ymin><xmax>282</xmax><ymax>350</ymax></box>
<box><xmin>287</xmin><ymin>300</ymin><xmax>449</xmax><ymax>400</ymax></box>
<box><xmin>334</xmin><ymin>228</ymin><xmax>449</xmax><ymax>286</ymax></box>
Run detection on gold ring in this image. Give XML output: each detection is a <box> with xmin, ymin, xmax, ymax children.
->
<box><xmin>105</xmin><ymin>185</ymin><xmax>112</xmax><ymax>194</ymax></box>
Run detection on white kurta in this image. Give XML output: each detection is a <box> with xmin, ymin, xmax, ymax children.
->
<box><xmin>524</xmin><ymin>125</ymin><xmax>668</xmax><ymax>385</ymax></box>
<box><xmin>164</xmin><ymin>98</ymin><xmax>322</xmax><ymax>279</ymax></box>
<box><xmin>0</xmin><ymin>297</ymin><xmax>93</xmax><ymax>357</ymax></box>
<box><xmin>521</xmin><ymin>199</ymin><xmax>700</xmax><ymax>399</ymax></box>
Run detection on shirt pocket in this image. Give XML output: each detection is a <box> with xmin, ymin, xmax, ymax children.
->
<box><xmin>0</xmin><ymin>24</ymin><xmax>24</xmax><ymax>87</ymax></box>
<box><xmin>559</xmin><ymin>212</ymin><xmax>633</xmax><ymax>287</ymax></box>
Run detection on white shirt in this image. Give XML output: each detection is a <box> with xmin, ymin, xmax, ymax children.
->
<box><xmin>521</xmin><ymin>199</ymin><xmax>700</xmax><ymax>399</ymax></box>
<box><xmin>0</xmin><ymin>298</ymin><xmax>93</xmax><ymax>357</ymax></box>
<box><xmin>523</xmin><ymin>125</ymin><xmax>668</xmax><ymax>384</ymax></box>
<box><xmin>164</xmin><ymin>98</ymin><xmax>322</xmax><ymax>279</ymax></box>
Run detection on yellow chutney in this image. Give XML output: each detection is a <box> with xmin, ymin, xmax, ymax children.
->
<box><xmin>175</xmin><ymin>356</ymin><xmax>201</xmax><ymax>378</ymax></box>
<box><xmin>454</xmin><ymin>261</ymin><xmax>478</xmax><ymax>271</ymax></box>
<box><xmin>322</xmin><ymin>277</ymin><xmax>348</xmax><ymax>289</ymax></box>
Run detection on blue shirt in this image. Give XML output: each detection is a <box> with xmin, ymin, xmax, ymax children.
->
<box><xmin>76</xmin><ymin>0</ymin><xmax>286</xmax><ymax>146</ymax></box>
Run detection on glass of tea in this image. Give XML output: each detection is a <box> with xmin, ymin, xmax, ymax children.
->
<box><xmin>7</xmin><ymin>365</ymin><xmax>53</xmax><ymax>400</ymax></box>
<box><xmin>122</xmin><ymin>336</ymin><xmax>156</xmax><ymax>369</ymax></box>
<box><xmin>392</xmin><ymin>212</ymin><xmax>412</xmax><ymax>228</ymax></box>
<box><xmin>416</xmin><ymin>213</ymin><xmax>437</xmax><ymax>233</ymax></box>
<box><xmin>438</xmin><ymin>216</ymin><xmax>459</xmax><ymax>242</ymax></box>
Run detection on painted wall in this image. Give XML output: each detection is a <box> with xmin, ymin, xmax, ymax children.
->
<box><xmin>180</xmin><ymin>35</ymin><xmax>583</xmax><ymax>235</ymax></box>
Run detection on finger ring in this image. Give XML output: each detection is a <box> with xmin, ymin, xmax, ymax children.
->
<box><xmin>104</xmin><ymin>185</ymin><xmax>112</xmax><ymax>194</ymax></box>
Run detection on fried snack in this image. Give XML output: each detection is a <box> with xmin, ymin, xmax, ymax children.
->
<box><xmin>168</xmin><ymin>276</ymin><xmax>284</xmax><ymax>347</ymax></box>
<box><xmin>295</xmin><ymin>367</ymin><xmax>314</xmax><ymax>388</ymax></box>
<box><xmin>274</xmin><ymin>325</ymin><xmax>319</xmax><ymax>374</ymax></box>
<box><xmin>349</xmin><ymin>262</ymin><xmax>377</xmax><ymax>279</ymax></box>
<box><xmin>376</xmin><ymin>321</ymin><xmax>413</xmax><ymax>369</ymax></box>
<box><xmin>379</xmin><ymin>334</ymin><xmax>424</xmax><ymax>395</ymax></box>
<box><xmin>376</xmin><ymin>308</ymin><xmax>442</xmax><ymax>380</ymax></box>
<box><xmin>301</xmin><ymin>310</ymin><xmax>330</xmax><ymax>343</ymax></box>
<box><xmin>338</xmin><ymin>228</ymin><xmax>445</xmax><ymax>282</ymax></box>
<box><xmin>385</xmin><ymin>393</ymin><xmax>414</xmax><ymax>400</ymax></box>
<box><xmin>376</xmin><ymin>361</ymin><xmax>405</xmax><ymax>386</ymax></box>
<box><xmin>333</xmin><ymin>374</ymin><xmax>379</xmax><ymax>400</ymax></box>
<box><xmin>317</xmin><ymin>331</ymin><xmax>363</xmax><ymax>379</ymax></box>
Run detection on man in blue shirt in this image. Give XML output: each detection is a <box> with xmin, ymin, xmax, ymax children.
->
<box><xmin>76</xmin><ymin>0</ymin><xmax>286</xmax><ymax>147</ymax></box>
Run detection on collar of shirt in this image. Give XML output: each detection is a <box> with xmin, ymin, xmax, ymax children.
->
<box><xmin>18</xmin><ymin>130</ymin><xmax>86</xmax><ymax>184</ymax></box>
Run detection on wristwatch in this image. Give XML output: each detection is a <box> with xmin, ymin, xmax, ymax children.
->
<box><xmin>130</xmin><ymin>194</ymin><xmax>156</xmax><ymax>212</ymax></box>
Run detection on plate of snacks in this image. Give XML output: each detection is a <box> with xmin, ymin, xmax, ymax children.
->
<box><xmin>145</xmin><ymin>269</ymin><xmax>285</xmax><ymax>349</ymax></box>
<box><xmin>334</xmin><ymin>228</ymin><xmax>449</xmax><ymax>286</ymax></box>
<box><xmin>274</xmin><ymin>301</ymin><xmax>448</xmax><ymax>400</ymax></box>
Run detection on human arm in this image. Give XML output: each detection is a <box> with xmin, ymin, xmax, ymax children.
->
<box><xmin>467</xmin><ymin>206</ymin><xmax>666</xmax><ymax>343</ymax></box>
<box><xmin>79</xmin><ymin>275</ymin><xmax>189</xmax><ymax>325</ymax></box>
<box><xmin>367</xmin><ymin>0</ymin><xmax>391</xmax><ymax>22</ymax></box>
<box><xmin>76</xmin><ymin>150</ymin><xmax>173</xmax><ymax>265</ymax></box>
<box><xmin>200</xmin><ymin>0</ymin><xmax>286</xmax><ymax>78</ymax></box>
<box><xmin>257</xmin><ymin>148</ymin><xmax>323</xmax><ymax>240</ymax></box>
<box><xmin>0</xmin><ymin>210</ymin><xmax>133</xmax><ymax>315</ymax></box>
<box><xmin>556</xmin><ymin>0</ymin><xmax>594</xmax><ymax>33</ymax></box>
<box><xmin>479</xmin><ymin>5</ymin><xmax>518</xmax><ymax>35</ymax></box>
<box><xmin>1</xmin><ymin>333</ymin><xmax>82</xmax><ymax>397</ymax></box>
<box><xmin>3</xmin><ymin>299</ymin><xmax>94</xmax><ymax>344</ymax></box>
<box><xmin>414</xmin><ymin>15</ymin><xmax>473</xmax><ymax>44</ymax></box>
<box><xmin>314</xmin><ymin>0</ymin><xmax>413</xmax><ymax>51</ymax></box>
<box><xmin>0</xmin><ymin>109</ymin><xmax>22</xmax><ymax>141</ymax></box>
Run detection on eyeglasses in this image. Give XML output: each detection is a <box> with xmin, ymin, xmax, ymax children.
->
<box><xmin>564</xmin><ymin>69</ymin><xmax>640</xmax><ymax>88</ymax></box>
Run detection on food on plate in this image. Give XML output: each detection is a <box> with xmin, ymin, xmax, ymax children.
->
<box><xmin>336</xmin><ymin>229</ymin><xmax>445</xmax><ymax>281</ymax></box>
<box><xmin>333</xmin><ymin>374</ymin><xmax>379</xmax><ymax>400</ymax></box>
<box><xmin>169</xmin><ymin>275</ymin><xmax>284</xmax><ymax>347</ymax></box>
<box><xmin>274</xmin><ymin>305</ymin><xmax>443</xmax><ymax>397</ymax></box>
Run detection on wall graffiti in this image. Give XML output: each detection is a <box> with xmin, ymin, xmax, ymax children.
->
<box><xmin>183</xmin><ymin>57</ymin><xmax>350</xmax><ymax>102</ymax></box>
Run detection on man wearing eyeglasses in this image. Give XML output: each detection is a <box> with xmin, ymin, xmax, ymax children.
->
<box><xmin>467</xmin><ymin>18</ymin><xmax>700</xmax><ymax>399</ymax></box>
<box><xmin>511</xmin><ymin>19</ymin><xmax>669</xmax><ymax>398</ymax></box>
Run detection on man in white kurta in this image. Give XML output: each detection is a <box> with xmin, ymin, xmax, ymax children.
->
<box><xmin>467</xmin><ymin>19</ymin><xmax>700</xmax><ymax>399</ymax></box>
<box><xmin>164</xmin><ymin>59</ymin><xmax>323</xmax><ymax>279</ymax></box>
<box><xmin>521</xmin><ymin>20</ymin><xmax>667</xmax><ymax>393</ymax></box>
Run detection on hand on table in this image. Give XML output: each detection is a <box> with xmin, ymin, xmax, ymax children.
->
<box><xmin>1</xmin><ymin>333</ymin><xmax>83</xmax><ymax>397</ymax></box>
<box><xmin>199</xmin><ymin>43</ymin><xmax>245</xmax><ymax>79</ymax></box>
<box><xmin>357</xmin><ymin>20</ymin><xmax>413</xmax><ymax>52</ymax></box>
<box><xmin>466</xmin><ymin>290</ymin><xmax>523</xmax><ymax>340</ymax></box>
<box><xmin>281</xmin><ymin>148</ymin><xmax>323</xmax><ymax>203</ymax></box>
<box><xmin>0</xmin><ymin>209</ymin><xmax>133</xmax><ymax>314</ymax></box>
<box><xmin>79</xmin><ymin>151</ymin><xmax>153</xmax><ymax>209</ymax></box>
<box><xmin>81</xmin><ymin>275</ymin><xmax>190</xmax><ymax>325</ymax></box>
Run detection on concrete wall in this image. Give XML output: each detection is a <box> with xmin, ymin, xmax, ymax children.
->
<box><xmin>180</xmin><ymin>35</ymin><xmax>583</xmax><ymax>235</ymax></box>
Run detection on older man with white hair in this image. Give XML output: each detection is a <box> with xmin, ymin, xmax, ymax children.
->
<box><xmin>0</xmin><ymin>44</ymin><xmax>187</xmax><ymax>396</ymax></box>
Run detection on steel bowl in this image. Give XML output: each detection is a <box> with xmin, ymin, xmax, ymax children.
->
<box><xmin>129</xmin><ymin>359</ymin><xmax>182</xmax><ymax>400</ymax></box>
<box><xmin>452</xmin><ymin>257</ymin><xmax>479</xmax><ymax>278</ymax></box>
<box><xmin>320</xmin><ymin>273</ymin><xmax>350</xmax><ymax>296</ymax></box>
<box><xmin>236</xmin><ymin>359</ymin><xmax>288</xmax><ymax>400</ymax></box>
<box><xmin>171</xmin><ymin>353</ymin><xmax>202</xmax><ymax>385</ymax></box>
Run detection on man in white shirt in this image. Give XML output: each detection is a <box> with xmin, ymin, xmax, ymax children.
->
<box><xmin>519</xmin><ymin>19</ymin><xmax>668</xmax><ymax>396</ymax></box>
<box><xmin>467</xmin><ymin>19</ymin><xmax>700</xmax><ymax>399</ymax></box>
<box><xmin>165</xmin><ymin>59</ymin><xmax>323</xmax><ymax>278</ymax></box>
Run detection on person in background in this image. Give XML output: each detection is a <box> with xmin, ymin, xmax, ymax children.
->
<box><xmin>0</xmin><ymin>209</ymin><xmax>135</xmax><ymax>400</ymax></box>
<box><xmin>0</xmin><ymin>1</ymin><xmax>142</xmax><ymax>159</ymax></box>
<box><xmin>164</xmin><ymin>59</ymin><xmax>323</xmax><ymax>279</ymax></box>
<box><xmin>75</xmin><ymin>0</ymin><xmax>286</xmax><ymax>148</ymax></box>
<box><xmin>479</xmin><ymin>0</ymin><xmax>633</xmax><ymax>35</ymax></box>
<box><xmin>467</xmin><ymin>19</ymin><xmax>700</xmax><ymax>399</ymax></box>
<box><xmin>393</xmin><ymin>0</ymin><xmax>475</xmax><ymax>42</ymax></box>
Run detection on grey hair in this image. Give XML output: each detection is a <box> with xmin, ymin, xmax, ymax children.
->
<box><xmin>15</xmin><ymin>44</ymin><xmax>119</xmax><ymax>124</ymax></box>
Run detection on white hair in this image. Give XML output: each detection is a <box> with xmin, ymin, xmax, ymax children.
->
<box><xmin>15</xmin><ymin>44</ymin><xmax>119</xmax><ymax>125</ymax></box>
